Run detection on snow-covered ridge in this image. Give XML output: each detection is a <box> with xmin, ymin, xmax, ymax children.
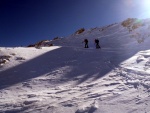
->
<box><xmin>49</xmin><ymin>18</ymin><xmax>150</xmax><ymax>48</ymax></box>
<box><xmin>27</xmin><ymin>18</ymin><xmax>150</xmax><ymax>48</ymax></box>
<box><xmin>0</xmin><ymin>18</ymin><xmax>150</xmax><ymax>113</ymax></box>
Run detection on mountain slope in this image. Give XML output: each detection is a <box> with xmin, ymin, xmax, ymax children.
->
<box><xmin>0</xmin><ymin>18</ymin><xmax>150</xmax><ymax>113</ymax></box>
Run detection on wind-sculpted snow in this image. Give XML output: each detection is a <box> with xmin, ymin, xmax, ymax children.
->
<box><xmin>0</xmin><ymin>18</ymin><xmax>150</xmax><ymax>113</ymax></box>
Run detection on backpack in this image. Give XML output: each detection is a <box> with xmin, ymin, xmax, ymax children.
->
<box><xmin>95</xmin><ymin>39</ymin><xmax>99</xmax><ymax>43</ymax></box>
<box><xmin>84</xmin><ymin>39</ymin><xmax>88</xmax><ymax>43</ymax></box>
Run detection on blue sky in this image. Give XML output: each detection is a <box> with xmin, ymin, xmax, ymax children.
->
<box><xmin>0</xmin><ymin>0</ymin><xmax>150</xmax><ymax>47</ymax></box>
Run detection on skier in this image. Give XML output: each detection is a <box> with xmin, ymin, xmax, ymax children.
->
<box><xmin>83</xmin><ymin>39</ymin><xmax>89</xmax><ymax>48</ymax></box>
<box><xmin>95</xmin><ymin>39</ymin><xmax>101</xmax><ymax>49</ymax></box>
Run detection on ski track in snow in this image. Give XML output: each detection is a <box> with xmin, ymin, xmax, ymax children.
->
<box><xmin>1</xmin><ymin>19</ymin><xmax>150</xmax><ymax>113</ymax></box>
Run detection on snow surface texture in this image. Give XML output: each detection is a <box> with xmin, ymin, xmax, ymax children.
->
<box><xmin>0</xmin><ymin>18</ymin><xmax>150</xmax><ymax>113</ymax></box>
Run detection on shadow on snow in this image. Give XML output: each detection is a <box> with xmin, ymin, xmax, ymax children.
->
<box><xmin>0</xmin><ymin>40</ymin><xmax>149</xmax><ymax>90</ymax></box>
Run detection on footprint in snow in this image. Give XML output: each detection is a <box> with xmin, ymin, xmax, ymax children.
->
<box><xmin>23</xmin><ymin>100</ymin><xmax>38</xmax><ymax>105</ymax></box>
<box><xmin>22</xmin><ymin>82</ymin><xmax>32</xmax><ymax>88</ymax></box>
<box><xmin>27</xmin><ymin>94</ymin><xmax>37</xmax><ymax>98</ymax></box>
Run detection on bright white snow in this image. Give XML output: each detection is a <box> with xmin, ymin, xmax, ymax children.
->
<box><xmin>0</xmin><ymin>18</ymin><xmax>150</xmax><ymax>113</ymax></box>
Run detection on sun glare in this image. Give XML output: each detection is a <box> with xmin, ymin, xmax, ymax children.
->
<box><xmin>139</xmin><ymin>0</ymin><xmax>150</xmax><ymax>19</ymax></box>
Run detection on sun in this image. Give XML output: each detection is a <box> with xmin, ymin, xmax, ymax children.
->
<box><xmin>139</xmin><ymin>0</ymin><xmax>150</xmax><ymax>18</ymax></box>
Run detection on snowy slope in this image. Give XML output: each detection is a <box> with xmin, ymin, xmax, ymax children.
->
<box><xmin>0</xmin><ymin>18</ymin><xmax>150</xmax><ymax>113</ymax></box>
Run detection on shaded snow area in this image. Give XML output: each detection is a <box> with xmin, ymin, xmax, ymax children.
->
<box><xmin>0</xmin><ymin>18</ymin><xmax>150</xmax><ymax>113</ymax></box>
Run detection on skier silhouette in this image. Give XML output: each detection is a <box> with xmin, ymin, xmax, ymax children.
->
<box><xmin>95</xmin><ymin>39</ymin><xmax>101</xmax><ymax>49</ymax></box>
<box><xmin>83</xmin><ymin>39</ymin><xmax>89</xmax><ymax>48</ymax></box>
